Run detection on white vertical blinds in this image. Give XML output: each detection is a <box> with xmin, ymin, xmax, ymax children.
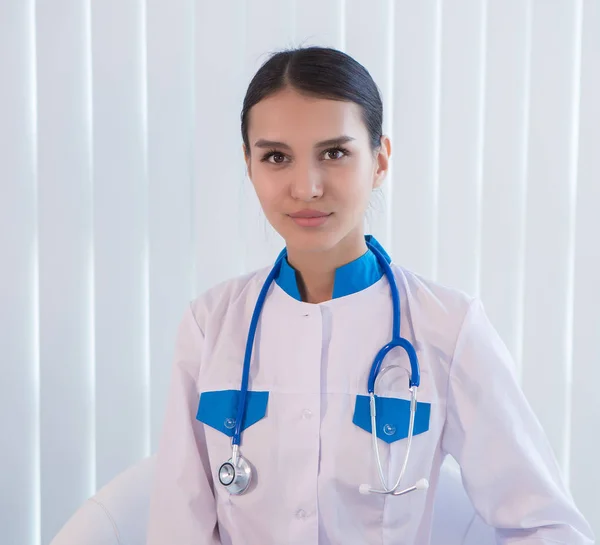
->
<box><xmin>570</xmin><ymin>0</ymin><xmax>600</xmax><ymax>521</ymax></box>
<box><xmin>521</xmin><ymin>0</ymin><xmax>583</xmax><ymax>475</ymax></box>
<box><xmin>478</xmin><ymin>0</ymin><xmax>530</xmax><ymax>380</ymax></box>
<box><xmin>1</xmin><ymin>1</ymin><xmax>598</xmax><ymax>544</ymax></box>
<box><xmin>146</xmin><ymin>0</ymin><xmax>195</xmax><ymax>463</ymax></box>
<box><xmin>36</xmin><ymin>2</ymin><xmax>95</xmax><ymax>542</ymax></box>
<box><xmin>194</xmin><ymin>1</ymin><xmax>248</xmax><ymax>288</ymax></box>
<box><xmin>1</xmin><ymin>3</ymin><xmax>39</xmax><ymax>544</ymax></box>
<box><xmin>90</xmin><ymin>0</ymin><xmax>150</xmax><ymax>509</ymax></box>
<box><xmin>436</xmin><ymin>0</ymin><xmax>487</xmax><ymax>296</ymax></box>
<box><xmin>391</xmin><ymin>1</ymin><xmax>441</xmax><ymax>279</ymax></box>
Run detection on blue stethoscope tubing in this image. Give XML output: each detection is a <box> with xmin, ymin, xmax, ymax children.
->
<box><xmin>222</xmin><ymin>240</ymin><xmax>425</xmax><ymax>496</ymax></box>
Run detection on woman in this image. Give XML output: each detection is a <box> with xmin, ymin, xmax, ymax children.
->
<box><xmin>146</xmin><ymin>47</ymin><xmax>594</xmax><ymax>544</ymax></box>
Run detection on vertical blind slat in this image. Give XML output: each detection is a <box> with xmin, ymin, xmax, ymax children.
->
<box><xmin>0</xmin><ymin>2</ymin><xmax>39</xmax><ymax>544</ymax></box>
<box><xmin>294</xmin><ymin>0</ymin><xmax>344</xmax><ymax>50</ymax></box>
<box><xmin>570</xmin><ymin>0</ymin><xmax>600</xmax><ymax>531</ymax></box>
<box><xmin>91</xmin><ymin>0</ymin><xmax>149</xmax><ymax>490</ymax></box>
<box><xmin>146</xmin><ymin>0</ymin><xmax>195</xmax><ymax>451</ymax></box>
<box><xmin>36</xmin><ymin>1</ymin><xmax>95</xmax><ymax>542</ymax></box>
<box><xmin>435</xmin><ymin>0</ymin><xmax>487</xmax><ymax>295</ymax></box>
<box><xmin>478</xmin><ymin>0</ymin><xmax>531</xmax><ymax>372</ymax></box>
<box><xmin>520</xmin><ymin>1</ymin><xmax>582</xmax><ymax>472</ymax></box>
<box><xmin>194</xmin><ymin>1</ymin><xmax>248</xmax><ymax>293</ymax></box>
<box><xmin>390</xmin><ymin>1</ymin><xmax>441</xmax><ymax>277</ymax></box>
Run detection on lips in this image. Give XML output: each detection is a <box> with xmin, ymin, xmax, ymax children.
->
<box><xmin>288</xmin><ymin>210</ymin><xmax>332</xmax><ymax>227</ymax></box>
<box><xmin>288</xmin><ymin>210</ymin><xmax>330</xmax><ymax>218</ymax></box>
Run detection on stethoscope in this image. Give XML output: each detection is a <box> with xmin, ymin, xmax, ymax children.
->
<box><xmin>218</xmin><ymin>240</ymin><xmax>430</xmax><ymax>497</ymax></box>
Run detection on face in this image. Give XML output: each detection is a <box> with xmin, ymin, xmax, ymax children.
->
<box><xmin>244</xmin><ymin>87</ymin><xmax>391</xmax><ymax>255</ymax></box>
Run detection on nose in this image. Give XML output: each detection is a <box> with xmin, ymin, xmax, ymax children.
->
<box><xmin>290</xmin><ymin>164</ymin><xmax>323</xmax><ymax>201</ymax></box>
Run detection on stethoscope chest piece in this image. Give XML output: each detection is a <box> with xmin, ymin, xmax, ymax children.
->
<box><xmin>218</xmin><ymin>455</ymin><xmax>252</xmax><ymax>495</ymax></box>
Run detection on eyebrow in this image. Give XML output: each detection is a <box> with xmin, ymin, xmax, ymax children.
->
<box><xmin>253</xmin><ymin>135</ymin><xmax>356</xmax><ymax>150</ymax></box>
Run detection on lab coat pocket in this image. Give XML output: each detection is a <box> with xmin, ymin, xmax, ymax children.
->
<box><xmin>352</xmin><ymin>395</ymin><xmax>431</xmax><ymax>444</ymax></box>
<box><xmin>196</xmin><ymin>389</ymin><xmax>269</xmax><ymax>437</ymax></box>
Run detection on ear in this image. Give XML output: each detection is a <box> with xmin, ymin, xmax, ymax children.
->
<box><xmin>372</xmin><ymin>135</ymin><xmax>391</xmax><ymax>190</ymax></box>
<box><xmin>243</xmin><ymin>144</ymin><xmax>252</xmax><ymax>178</ymax></box>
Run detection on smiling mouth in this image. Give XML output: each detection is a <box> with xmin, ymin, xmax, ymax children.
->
<box><xmin>288</xmin><ymin>212</ymin><xmax>333</xmax><ymax>227</ymax></box>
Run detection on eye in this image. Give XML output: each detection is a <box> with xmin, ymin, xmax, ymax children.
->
<box><xmin>261</xmin><ymin>150</ymin><xmax>289</xmax><ymax>164</ymax></box>
<box><xmin>322</xmin><ymin>146</ymin><xmax>349</xmax><ymax>161</ymax></box>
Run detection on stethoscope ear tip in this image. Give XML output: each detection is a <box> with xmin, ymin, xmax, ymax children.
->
<box><xmin>416</xmin><ymin>478</ymin><xmax>429</xmax><ymax>490</ymax></box>
<box><xmin>359</xmin><ymin>484</ymin><xmax>372</xmax><ymax>495</ymax></box>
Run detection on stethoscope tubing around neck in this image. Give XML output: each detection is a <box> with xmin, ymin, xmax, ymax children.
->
<box><xmin>231</xmin><ymin>240</ymin><xmax>420</xmax><ymax>446</ymax></box>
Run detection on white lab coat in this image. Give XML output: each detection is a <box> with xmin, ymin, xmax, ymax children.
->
<box><xmin>146</xmin><ymin>263</ymin><xmax>594</xmax><ymax>545</ymax></box>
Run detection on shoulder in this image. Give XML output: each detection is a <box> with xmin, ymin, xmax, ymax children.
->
<box><xmin>188</xmin><ymin>266</ymin><xmax>272</xmax><ymax>331</ymax></box>
<box><xmin>394</xmin><ymin>264</ymin><xmax>475</xmax><ymax>316</ymax></box>
<box><xmin>391</xmin><ymin>263</ymin><xmax>479</xmax><ymax>348</ymax></box>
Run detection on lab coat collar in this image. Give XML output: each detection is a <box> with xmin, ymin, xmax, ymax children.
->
<box><xmin>275</xmin><ymin>235</ymin><xmax>391</xmax><ymax>301</ymax></box>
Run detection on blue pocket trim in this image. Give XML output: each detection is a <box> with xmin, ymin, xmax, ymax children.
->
<box><xmin>352</xmin><ymin>395</ymin><xmax>431</xmax><ymax>444</ymax></box>
<box><xmin>196</xmin><ymin>390</ymin><xmax>269</xmax><ymax>437</ymax></box>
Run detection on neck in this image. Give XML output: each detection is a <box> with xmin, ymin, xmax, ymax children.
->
<box><xmin>286</xmin><ymin>231</ymin><xmax>368</xmax><ymax>304</ymax></box>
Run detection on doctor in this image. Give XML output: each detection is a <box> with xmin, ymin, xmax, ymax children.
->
<box><xmin>146</xmin><ymin>46</ymin><xmax>594</xmax><ymax>544</ymax></box>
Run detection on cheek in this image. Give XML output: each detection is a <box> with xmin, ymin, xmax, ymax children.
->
<box><xmin>251</xmin><ymin>172</ymin><xmax>284</xmax><ymax>210</ymax></box>
<box><xmin>331</xmin><ymin>163</ymin><xmax>374</xmax><ymax>204</ymax></box>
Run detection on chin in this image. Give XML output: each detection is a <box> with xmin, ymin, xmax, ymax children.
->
<box><xmin>282</xmin><ymin>228</ymin><xmax>344</xmax><ymax>254</ymax></box>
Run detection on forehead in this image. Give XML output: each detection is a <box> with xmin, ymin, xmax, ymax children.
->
<box><xmin>247</xmin><ymin>88</ymin><xmax>368</xmax><ymax>145</ymax></box>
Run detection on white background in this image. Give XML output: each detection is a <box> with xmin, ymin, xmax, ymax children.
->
<box><xmin>0</xmin><ymin>1</ymin><xmax>598</xmax><ymax>544</ymax></box>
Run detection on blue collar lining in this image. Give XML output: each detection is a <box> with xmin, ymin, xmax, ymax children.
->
<box><xmin>275</xmin><ymin>235</ymin><xmax>391</xmax><ymax>301</ymax></box>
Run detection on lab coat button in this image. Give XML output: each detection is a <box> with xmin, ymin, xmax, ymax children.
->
<box><xmin>302</xmin><ymin>409</ymin><xmax>313</xmax><ymax>419</ymax></box>
<box><xmin>296</xmin><ymin>509</ymin><xmax>306</xmax><ymax>519</ymax></box>
<box><xmin>383</xmin><ymin>423</ymin><xmax>396</xmax><ymax>436</ymax></box>
<box><xmin>224</xmin><ymin>418</ymin><xmax>236</xmax><ymax>429</ymax></box>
